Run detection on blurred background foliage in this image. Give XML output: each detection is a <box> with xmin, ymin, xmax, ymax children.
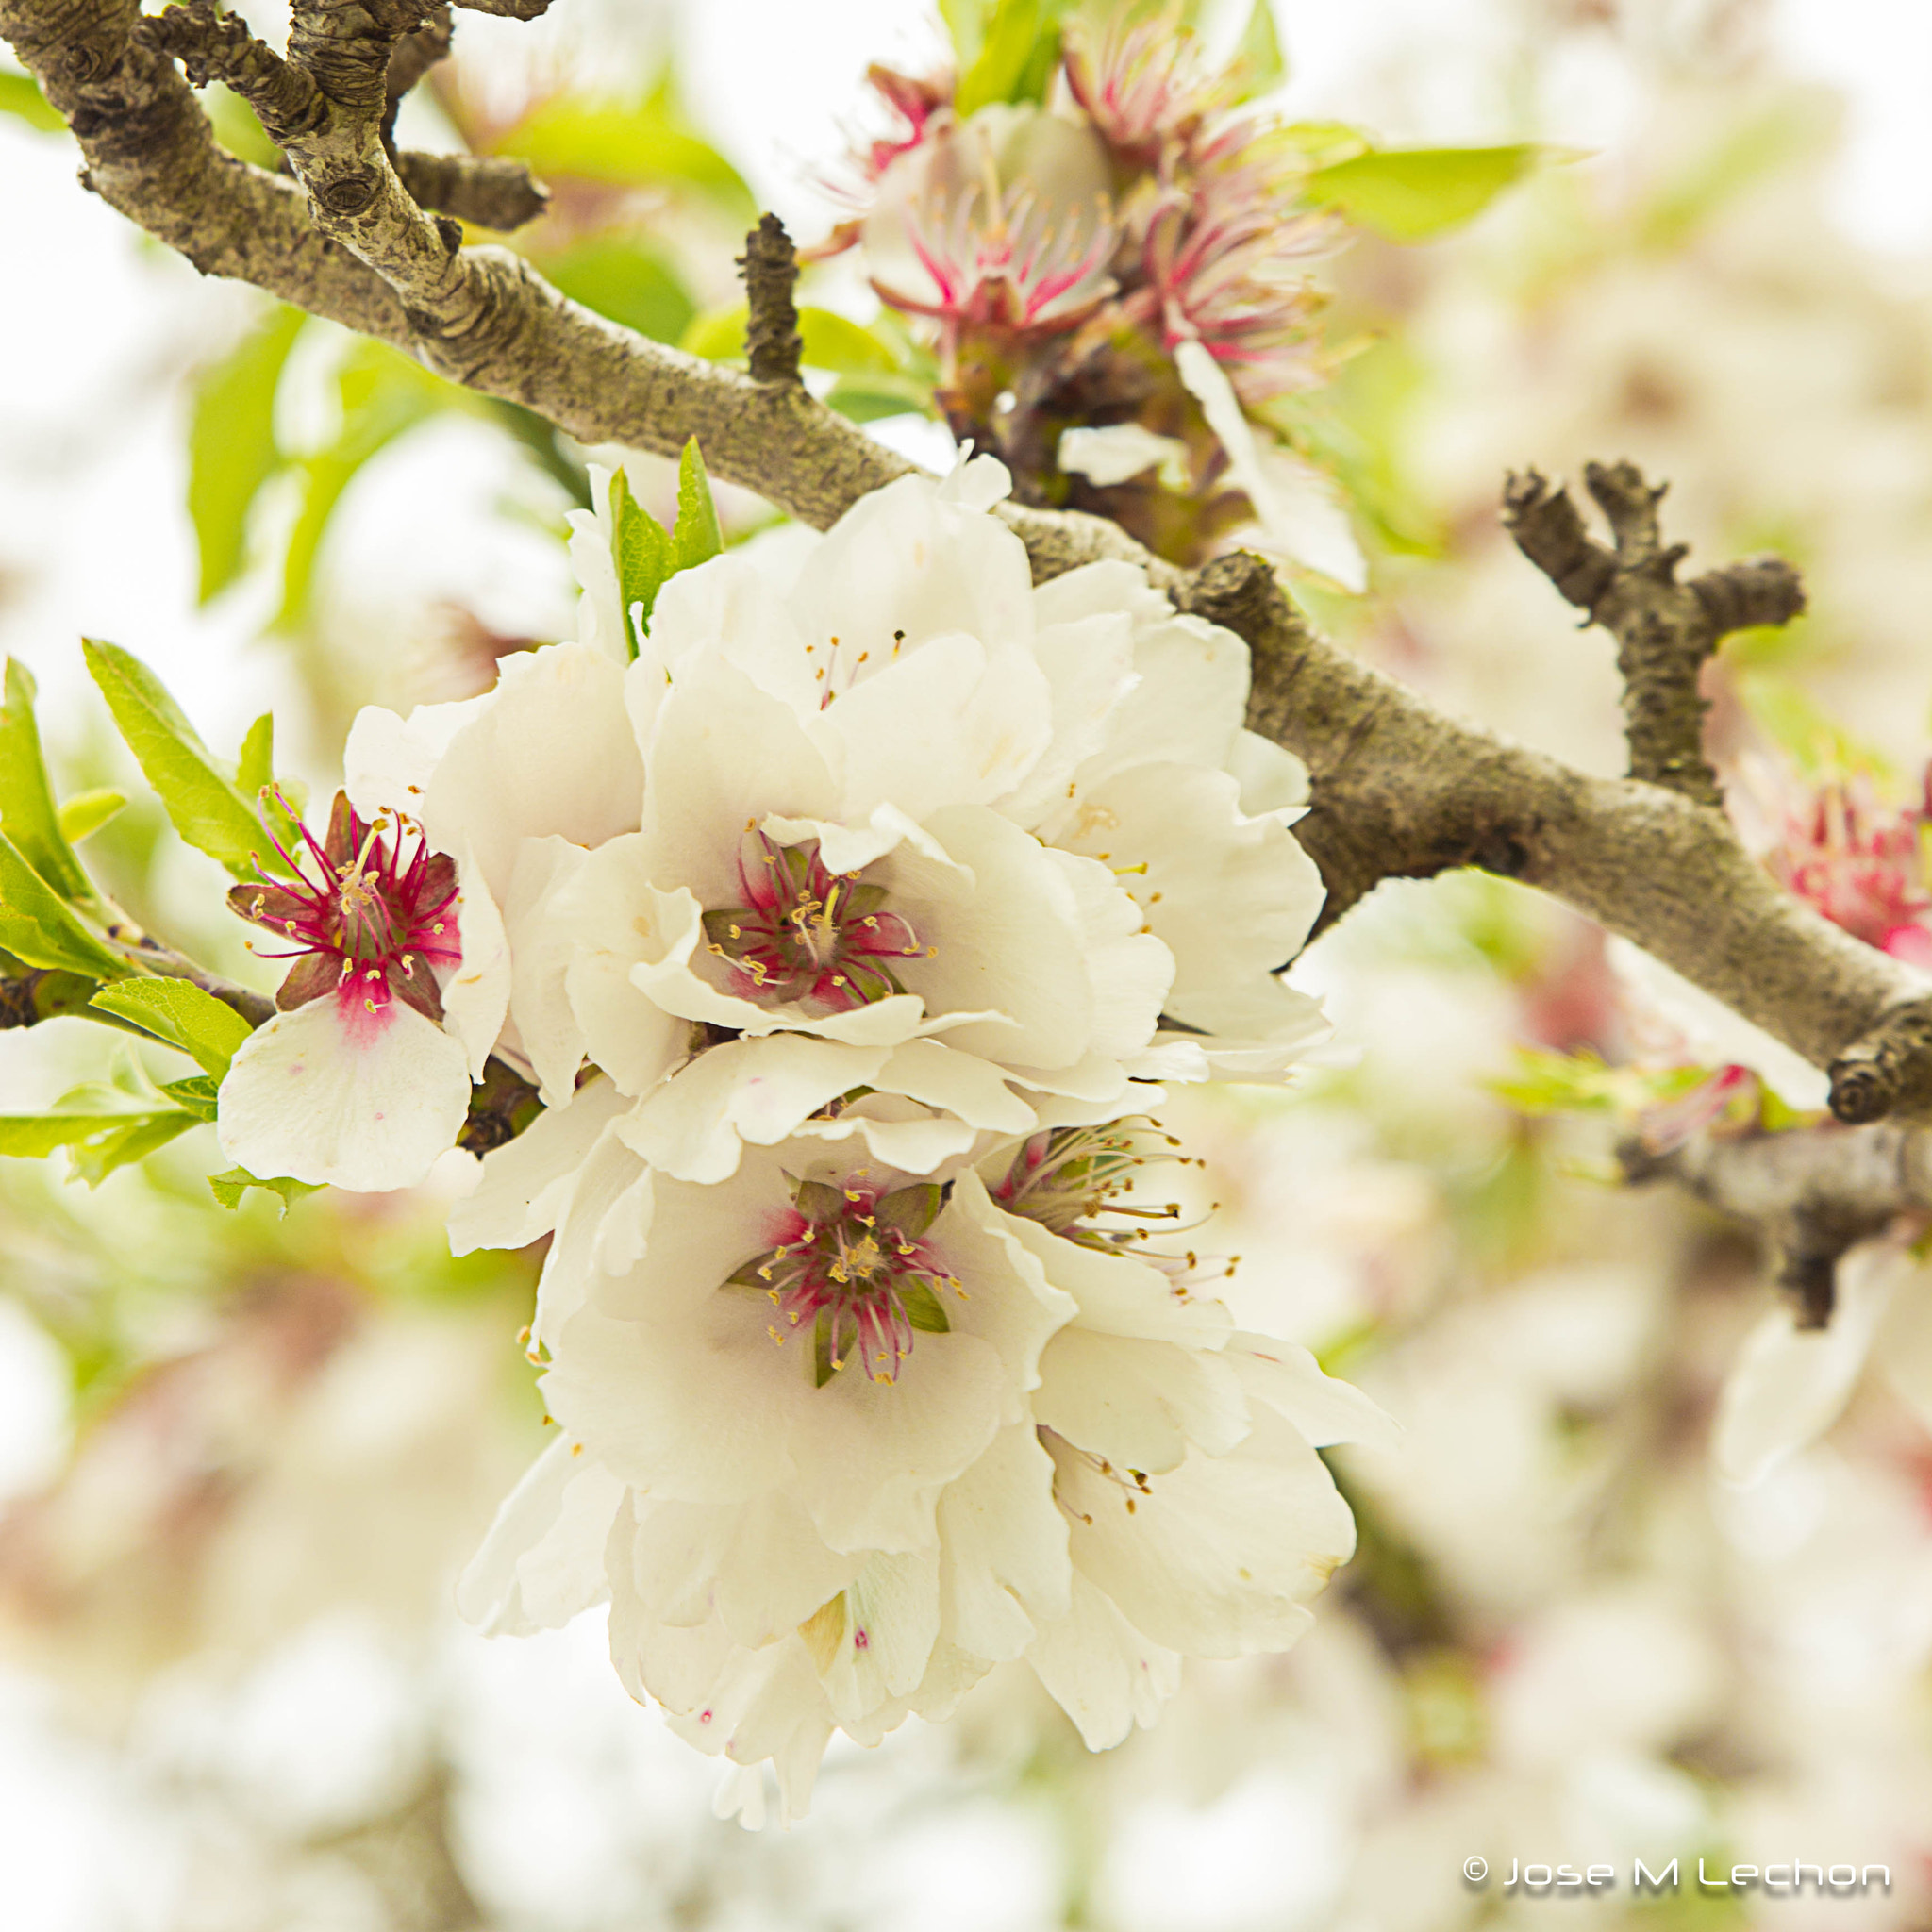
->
<box><xmin>6</xmin><ymin>0</ymin><xmax>1932</xmax><ymax>1927</ymax></box>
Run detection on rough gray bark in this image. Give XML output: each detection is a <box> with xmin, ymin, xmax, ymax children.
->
<box><xmin>1625</xmin><ymin>1119</ymin><xmax>1932</xmax><ymax>1326</ymax></box>
<box><xmin>8</xmin><ymin>0</ymin><xmax>1932</xmax><ymax>1127</ymax></box>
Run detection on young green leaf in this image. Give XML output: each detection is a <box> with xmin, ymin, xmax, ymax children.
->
<box><xmin>88</xmin><ymin>977</ymin><xmax>255</xmax><ymax>1079</ymax></box>
<box><xmin>0</xmin><ymin>70</ymin><xmax>62</xmax><ymax>132</ymax></box>
<box><xmin>208</xmin><ymin>1165</ymin><xmax>321</xmax><ymax>1214</ymax></box>
<box><xmin>541</xmin><ymin>235</ymin><xmax>697</xmax><ymax>343</ymax></box>
<box><xmin>277</xmin><ymin>342</ymin><xmax>456</xmax><ymax>629</ymax></box>
<box><xmin>1303</xmin><ymin>143</ymin><xmax>1550</xmax><ymax>242</ymax></box>
<box><xmin>80</xmin><ymin>639</ymin><xmax>285</xmax><ymax>879</ymax></box>
<box><xmin>0</xmin><ymin>1107</ymin><xmax>199</xmax><ymax>1186</ymax></box>
<box><xmin>607</xmin><ymin>468</ymin><xmax>673</xmax><ymax>657</ymax></box>
<box><xmin>1231</xmin><ymin>0</ymin><xmax>1287</xmax><ymax>100</ymax></box>
<box><xmin>955</xmin><ymin>0</ymin><xmax>1068</xmax><ymax>115</ymax></box>
<box><xmin>0</xmin><ymin>658</ymin><xmax>92</xmax><ymax>901</ymax></box>
<box><xmin>159</xmin><ymin>1074</ymin><xmax>221</xmax><ymax>1122</ymax></box>
<box><xmin>491</xmin><ymin>78</ymin><xmax>755</xmax><ymax>220</ymax></box>
<box><xmin>57</xmin><ymin>789</ymin><xmax>126</xmax><ymax>845</ymax></box>
<box><xmin>674</xmin><ymin>438</ymin><xmax>724</xmax><ymax>574</ymax></box>
<box><xmin>0</xmin><ymin>833</ymin><xmax>128</xmax><ymax>978</ymax></box>
<box><xmin>189</xmin><ymin>303</ymin><xmax>306</xmax><ymax>604</ymax></box>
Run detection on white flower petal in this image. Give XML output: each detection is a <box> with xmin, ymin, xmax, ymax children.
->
<box><xmin>457</xmin><ymin>1435</ymin><xmax>625</xmax><ymax>1634</ymax></box>
<box><xmin>502</xmin><ymin>835</ymin><xmax>590</xmax><ymax>1105</ymax></box>
<box><xmin>341</xmin><ymin>691</ymin><xmax>492</xmax><ymax>821</ymax></box>
<box><xmin>422</xmin><ymin>641</ymin><xmax>644</xmax><ymax>905</ymax></box>
<box><xmin>616</xmin><ymin>1036</ymin><xmax>893</xmax><ymax>1184</ymax></box>
<box><xmin>1712</xmin><ymin>1241</ymin><xmax>1906</xmax><ymax>1485</ymax></box>
<box><xmin>1036</xmin><ymin>1328</ymin><xmax>1249</xmax><ymax>1474</ymax></box>
<box><xmin>936</xmin><ymin>1424</ymin><xmax>1071</xmax><ymax>1661</ymax></box>
<box><xmin>1227</xmin><ymin>1334</ymin><xmax>1402</xmax><ymax>1452</ymax></box>
<box><xmin>628</xmin><ymin>1491</ymin><xmax>858</xmax><ymax>1647</ymax></box>
<box><xmin>1049</xmin><ymin>1406</ymin><xmax>1353</xmax><ymax>1657</ymax></box>
<box><xmin>441</xmin><ymin>843</ymin><xmax>509</xmax><ymax>1080</ymax></box>
<box><xmin>446</xmin><ymin>1073</ymin><xmax>628</xmax><ymax>1256</ymax></box>
<box><xmin>217</xmin><ymin>993</ymin><xmax>471</xmax><ymax>1192</ymax></box>
<box><xmin>1025</xmin><ymin>1570</ymin><xmax>1181</xmax><ymax>1750</ymax></box>
<box><xmin>1058</xmin><ymin>423</ymin><xmax>1188</xmax><ymax>489</ymax></box>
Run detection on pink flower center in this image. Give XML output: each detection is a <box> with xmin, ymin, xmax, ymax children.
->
<box><xmin>727</xmin><ymin>1176</ymin><xmax>958</xmax><ymax>1385</ymax></box>
<box><xmin>230</xmin><ymin>791</ymin><xmax>461</xmax><ymax>1026</ymax></box>
<box><xmin>703</xmin><ymin>828</ymin><xmax>928</xmax><ymax>1015</ymax></box>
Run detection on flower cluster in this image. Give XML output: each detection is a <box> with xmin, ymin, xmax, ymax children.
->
<box><xmin>827</xmin><ymin>13</ymin><xmax>1358</xmax><ymax>584</ymax></box>
<box><xmin>215</xmin><ymin>457</ymin><xmax>1377</xmax><ymax>1818</ymax></box>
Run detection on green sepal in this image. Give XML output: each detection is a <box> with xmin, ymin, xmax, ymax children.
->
<box><xmin>876</xmin><ymin>1181</ymin><xmax>944</xmax><ymax>1241</ymax></box>
<box><xmin>0</xmin><ymin>832</ymin><xmax>128</xmax><ymax>978</ymax></box>
<box><xmin>897</xmin><ymin>1276</ymin><xmax>952</xmax><ymax>1334</ymax></box>
<box><xmin>813</xmin><ymin>1307</ymin><xmax>841</xmax><ymax>1387</ymax></box>
<box><xmin>208</xmin><ymin>1165</ymin><xmax>321</xmax><ymax>1214</ymax></box>
<box><xmin>88</xmin><ymin>977</ymin><xmax>255</xmax><ymax>1079</ymax></box>
<box><xmin>81</xmin><ymin>638</ymin><xmax>289</xmax><ymax>880</ymax></box>
<box><xmin>793</xmin><ymin>1177</ymin><xmax>846</xmax><ymax>1225</ymax></box>
<box><xmin>955</xmin><ymin>0</ymin><xmax>1069</xmax><ymax>115</ymax></box>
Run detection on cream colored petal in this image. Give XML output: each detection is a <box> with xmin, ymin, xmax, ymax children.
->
<box><xmin>217</xmin><ymin>993</ymin><xmax>471</xmax><ymax>1192</ymax></box>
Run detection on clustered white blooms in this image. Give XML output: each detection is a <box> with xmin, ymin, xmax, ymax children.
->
<box><xmin>213</xmin><ymin>456</ymin><xmax>1385</xmax><ymax>1819</ymax></box>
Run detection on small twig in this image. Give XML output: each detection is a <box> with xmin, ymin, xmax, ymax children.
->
<box><xmin>394</xmin><ymin>150</ymin><xmax>548</xmax><ymax>229</ymax></box>
<box><xmin>1829</xmin><ymin>1001</ymin><xmax>1932</xmax><ymax>1125</ymax></box>
<box><xmin>740</xmin><ymin>213</ymin><xmax>803</xmax><ymax>386</ymax></box>
<box><xmin>133</xmin><ymin>1</ymin><xmax>322</xmax><ymax>142</ymax></box>
<box><xmin>1623</xmin><ymin>1118</ymin><xmax>1932</xmax><ymax>1326</ymax></box>
<box><xmin>1503</xmin><ymin>462</ymin><xmax>1806</xmax><ymax>808</ymax></box>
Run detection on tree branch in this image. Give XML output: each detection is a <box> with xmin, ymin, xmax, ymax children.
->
<box><xmin>1624</xmin><ymin>1120</ymin><xmax>1932</xmax><ymax>1327</ymax></box>
<box><xmin>8</xmin><ymin>0</ymin><xmax>1932</xmax><ymax>1122</ymax></box>
<box><xmin>1504</xmin><ymin>462</ymin><xmax>1806</xmax><ymax>808</ymax></box>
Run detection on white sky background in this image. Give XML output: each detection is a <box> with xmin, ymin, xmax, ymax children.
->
<box><xmin>3</xmin><ymin>1</ymin><xmax>1932</xmax><ymax>1924</ymax></box>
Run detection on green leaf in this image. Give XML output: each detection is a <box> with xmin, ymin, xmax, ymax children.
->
<box><xmin>1303</xmin><ymin>143</ymin><xmax>1550</xmax><ymax>242</ymax></box>
<box><xmin>204</xmin><ymin>81</ymin><xmax>281</xmax><ymax>169</ymax></box>
<box><xmin>494</xmin><ymin>79</ymin><xmax>753</xmax><ymax>218</ymax></box>
<box><xmin>674</xmin><ymin>439</ymin><xmax>724</xmax><ymax>574</ymax></box>
<box><xmin>541</xmin><ymin>236</ymin><xmax>696</xmax><ymax>343</ymax></box>
<box><xmin>0</xmin><ymin>1107</ymin><xmax>198</xmax><ymax>1186</ymax></box>
<box><xmin>81</xmin><ymin>639</ymin><xmax>283</xmax><ymax>879</ymax></box>
<box><xmin>236</xmin><ymin>710</ymin><xmax>275</xmax><ymax>803</ymax></box>
<box><xmin>1737</xmin><ymin>670</ymin><xmax>1885</xmax><ymax>780</ymax></box>
<box><xmin>677</xmin><ymin>302</ymin><xmax>903</xmax><ymax>376</ymax></box>
<box><xmin>824</xmin><ymin>377</ymin><xmax>941</xmax><ymax>425</ymax></box>
<box><xmin>158</xmin><ymin>1074</ymin><xmax>221</xmax><ymax>1121</ymax></box>
<box><xmin>607</xmin><ymin>469</ymin><xmax>673</xmax><ymax>657</ymax></box>
<box><xmin>0</xmin><ymin>70</ymin><xmax>62</xmax><ymax>132</ymax></box>
<box><xmin>1231</xmin><ymin>0</ymin><xmax>1287</xmax><ymax>100</ymax></box>
<box><xmin>57</xmin><ymin>789</ymin><xmax>125</xmax><ymax>845</ymax></box>
<box><xmin>208</xmin><ymin>1165</ymin><xmax>320</xmax><ymax>1214</ymax></box>
<box><xmin>88</xmin><ymin>978</ymin><xmax>254</xmax><ymax>1079</ymax></box>
<box><xmin>0</xmin><ymin>833</ymin><xmax>127</xmax><ymax>977</ymax></box>
<box><xmin>189</xmin><ymin>304</ymin><xmax>306</xmax><ymax>603</ymax></box>
<box><xmin>956</xmin><ymin>0</ymin><xmax>1069</xmax><ymax>115</ymax></box>
<box><xmin>0</xmin><ymin>658</ymin><xmax>92</xmax><ymax>901</ymax></box>
<box><xmin>278</xmin><ymin>341</ymin><xmax>458</xmax><ymax>629</ymax></box>
<box><xmin>940</xmin><ymin>0</ymin><xmax>991</xmax><ymax>70</ymax></box>
<box><xmin>69</xmin><ymin>1111</ymin><xmax>199</xmax><ymax>1186</ymax></box>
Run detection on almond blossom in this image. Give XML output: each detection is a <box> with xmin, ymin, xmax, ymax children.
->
<box><xmin>458</xmin><ymin>1119</ymin><xmax>1388</xmax><ymax>1822</ymax></box>
<box><xmin>471</xmin><ymin>453</ymin><xmax>1327</xmax><ymax>1193</ymax></box>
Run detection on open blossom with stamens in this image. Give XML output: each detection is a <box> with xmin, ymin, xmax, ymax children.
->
<box><xmin>1061</xmin><ymin>7</ymin><xmax>1228</xmax><ymax>166</ymax></box>
<box><xmin>863</xmin><ymin>107</ymin><xmax>1119</xmax><ymax>341</ymax></box>
<box><xmin>1760</xmin><ymin>765</ymin><xmax>1932</xmax><ymax>963</ymax></box>
<box><xmin>458</xmin><ymin>1121</ymin><xmax>1389</xmax><ymax>1823</ymax></box>
<box><xmin>448</xmin><ymin>453</ymin><xmax>1327</xmax><ymax>1199</ymax></box>
<box><xmin>216</xmin><ymin>791</ymin><xmax>482</xmax><ymax>1192</ymax></box>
